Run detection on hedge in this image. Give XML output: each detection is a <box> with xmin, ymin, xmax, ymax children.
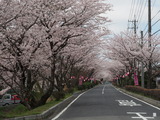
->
<box><xmin>77</xmin><ymin>82</ymin><xmax>97</xmax><ymax>91</ymax></box>
<box><xmin>125</xmin><ymin>85</ymin><xmax>160</xmax><ymax>101</ymax></box>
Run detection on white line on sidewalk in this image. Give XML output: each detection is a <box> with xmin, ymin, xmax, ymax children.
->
<box><xmin>51</xmin><ymin>92</ymin><xmax>86</xmax><ymax>120</ymax></box>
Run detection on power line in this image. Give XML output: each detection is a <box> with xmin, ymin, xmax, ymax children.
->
<box><xmin>152</xmin><ymin>19</ymin><xmax>160</xmax><ymax>27</ymax></box>
<box><xmin>137</xmin><ymin>0</ymin><xmax>147</xmax><ymax>27</ymax></box>
<box><xmin>134</xmin><ymin>0</ymin><xmax>141</xmax><ymax>20</ymax></box>
<box><xmin>151</xmin><ymin>0</ymin><xmax>156</xmax><ymax>10</ymax></box>
<box><xmin>128</xmin><ymin>0</ymin><xmax>136</xmax><ymax>31</ymax></box>
<box><xmin>136</xmin><ymin>0</ymin><xmax>145</xmax><ymax>22</ymax></box>
<box><xmin>152</xmin><ymin>10</ymin><xmax>160</xmax><ymax>20</ymax></box>
<box><xmin>152</xmin><ymin>29</ymin><xmax>160</xmax><ymax>35</ymax></box>
<box><xmin>128</xmin><ymin>0</ymin><xmax>148</xmax><ymax>33</ymax></box>
<box><xmin>130</xmin><ymin>0</ymin><xmax>136</xmax><ymax>20</ymax></box>
<box><xmin>141</xmin><ymin>0</ymin><xmax>160</xmax><ymax>37</ymax></box>
<box><xmin>128</xmin><ymin>0</ymin><xmax>160</xmax><ymax>37</ymax></box>
<box><xmin>128</xmin><ymin>0</ymin><xmax>134</xmax><ymax>20</ymax></box>
<box><xmin>143</xmin><ymin>30</ymin><xmax>148</xmax><ymax>38</ymax></box>
<box><xmin>144</xmin><ymin>18</ymin><xmax>160</xmax><ymax>37</ymax></box>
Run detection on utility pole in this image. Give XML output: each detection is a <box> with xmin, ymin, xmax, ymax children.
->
<box><xmin>128</xmin><ymin>16</ymin><xmax>138</xmax><ymax>85</ymax></box>
<box><xmin>133</xmin><ymin>16</ymin><xmax>137</xmax><ymax>36</ymax></box>
<box><xmin>148</xmin><ymin>0</ymin><xmax>152</xmax><ymax>88</ymax></box>
<box><xmin>148</xmin><ymin>0</ymin><xmax>151</xmax><ymax>47</ymax></box>
<box><xmin>141</xmin><ymin>31</ymin><xmax>144</xmax><ymax>88</ymax></box>
<box><xmin>128</xmin><ymin>15</ymin><xmax>138</xmax><ymax>36</ymax></box>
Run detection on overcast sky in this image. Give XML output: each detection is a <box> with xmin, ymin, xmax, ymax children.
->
<box><xmin>107</xmin><ymin>0</ymin><xmax>160</xmax><ymax>36</ymax></box>
<box><xmin>107</xmin><ymin>0</ymin><xmax>131</xmax><ymax>34</ymax></box>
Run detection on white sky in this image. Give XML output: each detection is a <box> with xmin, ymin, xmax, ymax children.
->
<box><xmin>106</xmin><ymin>0</ymin><xmax>160</xmax><ymax>36</ymax></box>
<box><xmin>107</xmin><ymin>0</ymin><xmax>131</xmax><ymax>33</ymax></box>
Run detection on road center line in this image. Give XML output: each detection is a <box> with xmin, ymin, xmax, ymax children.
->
<box><xmin>102</xmin><ymin>85</ymin><xmax>106</xmax><ymax>95</ymax></box>
<box><xmin>51</xmin><ymin>92</ymin><xmax>86</xmax><ymax>120</ymax></box>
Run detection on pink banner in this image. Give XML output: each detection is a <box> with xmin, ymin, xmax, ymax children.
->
<box><xmin>79</xmin><ymin>76</ymin><xmax>83</xmax><ymax>85</ymax></box>
<box><xmin>79</xmin><ymin>79</ymin><xmax>82</xmax><ymax>85</ymax></box>
<box><xmin>71</xmin><ymin>76</ymin><xmax>75</xmax><ymax>79</ymax></box>
<box><xmin>134</xmin><ymin>72</ymin><xmax>139</xmax><ymax>86</ymax></box>
<box><xmin>125</xmin><ymin>72</ymin><xmax>129</xmax><ymax>76</ymax></box>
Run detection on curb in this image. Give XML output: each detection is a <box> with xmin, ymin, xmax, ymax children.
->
<box><xmin>117</xmin><ymin>87</ymin><xmax>160</xmax><ymax>108</ymax></box>
<box><xmin>5</xmin><ymin>91</ymin><xmax>84</xmax><ymax>120</ymax></box>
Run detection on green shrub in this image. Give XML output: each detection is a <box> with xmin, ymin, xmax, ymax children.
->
<box><xmin>52</xmin><ymin>91</ymin><xmax>65</xmax><ymax>101</ymax></box>
<box><xmin>67</xmin><ymin>88</ymin><xmax>74</xmax><ymax>94</ymax></box>
<box><xmin>83</xmin><ymin>82</ymin><xmax>91</xmax><ymax>89</ymax></box>
<box><xmin>125</xmin><ymin>85</ymin><xmax>160</xmax><ymax>100</ymax></box>
<box><xmin>150</xmin><ymin>89</ymin><xmax>160</xmax><ymax>100</ymax></box>
<box><xmin>77</xmin><ymin>85</ymin><xmax>84</xmax><ymax>91</ymax></box>
<box><xmin>77</xmin><ymin>82</ymin><xmax>97</xmax><ymax>91</ymax></box>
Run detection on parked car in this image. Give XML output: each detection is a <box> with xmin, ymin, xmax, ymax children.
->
<box><xmin>0</xmin><ymin>94</ymin><xmax>21</xmax><ymax>106</ymax></box>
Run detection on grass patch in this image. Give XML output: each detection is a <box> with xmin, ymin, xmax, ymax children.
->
<box><xmin>0</xmin><ymin>93</ymin><xmax>72</xmax><ymax>119</ymax></box>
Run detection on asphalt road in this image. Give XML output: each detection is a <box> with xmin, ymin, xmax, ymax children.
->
<box><xmin>51</xmin><ymin>84</ymin><xmax>160</xmax><ymax>120</ymax></box>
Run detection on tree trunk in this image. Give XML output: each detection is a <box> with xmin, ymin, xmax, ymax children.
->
<box><xmin>33</xmin><ymin>55</ymin><xmax>56</xmax><ymax>107</ymax></box>
<box><xmin>36</xmin><ymin>84</ymin><xmax>54</xmax><ymax>107</ymax></box>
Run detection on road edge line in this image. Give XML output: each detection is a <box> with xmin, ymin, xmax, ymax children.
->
<box><xmin>51</xmin><ymin>91</ymin><xmax>86</xmax><ymax>120</ymax></box>
<box><xmin>113</xmin><ymin>85</ymin><xmax>160</xmax><ymax>110</ymax></box>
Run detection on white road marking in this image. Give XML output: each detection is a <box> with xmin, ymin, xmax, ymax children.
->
<box><xmin>127</xmin><ymin>112</ymin><xmax>156</xmax><ymax>120</ymax></box>
<box><xmin>51</xmin><ymin>92</ymin><xmax>86</xmax><ymax>120</ymax></box>
<box><xmin>102</xmin><ymin>85</ymin><xmax>106</xmax><ymax>95</ymax></box>
<box><xmin>153</xmin><ymin>113</ymin><xmax>157</xmax><ymax>117</ymax></box>
<box><xmin>113</xmin><ymin>85</ymin><xmax>160</xmax><ymax>110</ymax></box>
<box><xmin>116</xmin><ymin>100</ymin><xmax>141</xmax><ymax>106</ymax></box>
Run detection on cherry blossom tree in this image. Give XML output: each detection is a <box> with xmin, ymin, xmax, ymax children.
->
<box><xmin>31</xmin><ymin>0</ymin><xmax>111</xmax><ymax>107</ymax></box>
<box><xmin>0</xmin><ymin>0</ymin><xmax>44</xmax><ymax>109</ymax></box>
<box><xmin>0</xmin><ymin>0</ymin><xmax>111</xmax><ymax>109</ymax></box>
<box><xmin>103</xmin><ymin>31</ymin><xmax>160</xmax><ymax>88</ymax></box>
